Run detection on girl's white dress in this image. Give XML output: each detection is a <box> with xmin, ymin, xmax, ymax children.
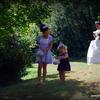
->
<box><xmin>87</xmin><ymin>38</ymin><xmax>100</xmax><ymax>64</ymax></box>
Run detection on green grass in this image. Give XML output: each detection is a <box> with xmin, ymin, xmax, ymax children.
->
<box><xmin>0</xmin><ymin>62</ymin><xmax>100</xmax><ymax>100</ymax></box>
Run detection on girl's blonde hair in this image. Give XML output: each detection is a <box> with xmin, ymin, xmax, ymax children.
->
<box><xmin>57</xmin><ymin>42</ymin><xmax>68</xmax><ymax>50</ymax></box>
<box><xmin>58</xmin><ymin>45</ymin><xmax>68</xmax><ymax>50</ymax></box>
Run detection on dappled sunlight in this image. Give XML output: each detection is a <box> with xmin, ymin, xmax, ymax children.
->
<box><xmin>0</xmin><ymin>62</ymin><xmax>100</xmax><ymax>100</ymax></box>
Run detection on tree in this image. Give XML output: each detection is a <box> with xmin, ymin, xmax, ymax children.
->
<box><xmin>0</xmin><ymin>0</ymin><xmax>51</xmax><ymax>85</ymax></box>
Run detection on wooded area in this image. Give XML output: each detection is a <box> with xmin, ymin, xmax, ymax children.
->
<box><xmin>0</xmin><ymin>0</ymin><xmax>100</xmax><ymax>85</ymax></box>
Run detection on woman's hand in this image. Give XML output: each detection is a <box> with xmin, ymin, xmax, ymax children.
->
<box><xmin>41</xmin><ymin>48</ymin><xmax>48</xmax><ymax>53</ymax></box>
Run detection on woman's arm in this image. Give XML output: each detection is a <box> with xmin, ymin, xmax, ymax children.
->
<box><xmin>45</xmin><ymin>41</ymin><xmax>53</xmax><ymax>51</ymax></box>
<box><xmin>37</xmin><ymin>38</ymin><xmax>44</xmax><ymax>51</ymax></box>
<box><xmin>37</xmin><ymin>40</ymin><xmax>53</xmax><ymax>52</ymax></box>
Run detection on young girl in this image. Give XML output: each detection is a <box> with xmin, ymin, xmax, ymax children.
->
<box><xmin>36</xmin><ymin>24</ymin><xmax>53</xmax><ymax>84</ymax></box>
<box><xmin>57</xmin><ymin>43</ymin><xmax>71</xmax><ymax>82</ymax></box>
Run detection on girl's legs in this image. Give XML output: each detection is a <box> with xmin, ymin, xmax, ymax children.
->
<box><xmin>59</xmin><ymin>71</ymin><xmax>65</xmax><ymax>82</ymax></box>
<box><xmin>62</xmin><ymin>71</ymin><xmax>65</xmax><ymax>81</ymax></box>
<box><xmin>59</xmin><ymin>71</ymin><xmax>62</xmax><ymax>81</ymax></box>
<box><xmin>38</xmin><ymin>63</ymin><xmax>43</xmax><ymax>83</ymax></box>
<box><xmin>43</xmin><ymin>63</ymin><xmax>47</xmax><ymax>82</ymax></box>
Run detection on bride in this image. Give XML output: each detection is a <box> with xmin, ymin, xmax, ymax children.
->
<box><xmin>87</xmin><ymin>29</ymin><xmax>100</xmax><ymax>64</ymax></box>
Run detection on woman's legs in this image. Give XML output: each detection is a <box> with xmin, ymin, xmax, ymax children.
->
<box><xmin>43</xmin><ymin>63</ymin><xmax>47</xmax><ymax>82</ymax></box>
<box><xmin>38</xmin><ymin>63</ymin><xmax>43</xmax><ymax>82</ymax></box>
<box><xmin>38</xmin><ymin>62</ymin><xmax>47</xmax><ymax>83</ymax></box>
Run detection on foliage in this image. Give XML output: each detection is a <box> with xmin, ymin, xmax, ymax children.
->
<box><xmin>0</xmin><ymin>63</ymin><xmax>100</xmax><ymax>99</ymax></box>
<box><xmin>0</xmin><ymin>1</ymin><xmax>51</xmax><ymax>85</ymax></box>
<box><xmin>45</xmin><ymin>1</ymin><xmax>100</xmax><ymax>58</ymax></box>
<box><xmin>0</xmin><ymin>0</ymin><xmax>100</xmax><ymax>85</ymax></box>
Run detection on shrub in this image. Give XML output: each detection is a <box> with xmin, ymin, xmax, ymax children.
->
<box><xmin>0</xmin><ymin>36</ymin><xmax>33</xmax><ymax>86</ymax></box>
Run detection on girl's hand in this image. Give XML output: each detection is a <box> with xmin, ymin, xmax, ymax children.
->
<box><xmin>58</xmin><ymin>55</ymin><xmax>68</xmax><ymax>59</ymax></box>
<box><xmin>57</xmin><ymin>56</ymin><xmax>62</xmax><ymax>60</ymax></box>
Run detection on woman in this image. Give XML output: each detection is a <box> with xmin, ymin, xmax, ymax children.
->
<box><xmin>87</xmin><ymin>29</ymin><xmax>100</xmax><ymax>64</ymax></box>
<box><xmin>95</xmin><ymin>21</ymin><xmax>100</xmax><ymax>30</ymax></box>
<box><xmin>36</xmin><ymin>24</ymin><xmax>53</xmax><ymax>84</ymax></box>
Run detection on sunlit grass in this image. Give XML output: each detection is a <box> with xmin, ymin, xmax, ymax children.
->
<box><xmin>0</xmin><ymin>62</ymin><xmax>100</xmax><ymax>100</ymax></box>
<box><xmin>21</xmin><ymin>62</ymin><xmax>90</xmax><ymax>80</ymax></box>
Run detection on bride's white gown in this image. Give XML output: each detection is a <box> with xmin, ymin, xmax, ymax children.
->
<box><xmin>87</xmin><ymin>38</ymin><xmax>100</xmax><ymax>64</ymax></box>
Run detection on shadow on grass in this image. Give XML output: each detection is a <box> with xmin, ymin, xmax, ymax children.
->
<box><xmin>47</xmin><ymin>74</ymin><xmax>58</xmax><ymax>79</ymax></box>
<box><xmin>70</xmin><ymin>57</ymin><xmax>87</xmax><ymax>63</ymax></box>
<box><xmin>1</xmin><ymin>74</ymin><xmax>99</xmax><ymax>100</ymax></box>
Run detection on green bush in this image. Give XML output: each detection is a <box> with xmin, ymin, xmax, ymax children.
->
<box><xmin>0</xmin><ymin>36</ymin><xmax>33</xmax><ymax>86</ymax></box>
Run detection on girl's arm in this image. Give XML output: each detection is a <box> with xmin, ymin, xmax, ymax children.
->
<box><xmin>58</xmin><ymin>53</ymin><xmax>69</xmax><ymax>59</ymax></box>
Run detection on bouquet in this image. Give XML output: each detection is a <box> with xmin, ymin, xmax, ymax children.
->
<box><xmin>36</xmin><ymin>50</ymin><xmax>44</xmax><ymax>57</ymax></box>
<box><xmin>53</xmin><ymin>57</ymin><xmax>60</xmax><ymax>65</ymax></box>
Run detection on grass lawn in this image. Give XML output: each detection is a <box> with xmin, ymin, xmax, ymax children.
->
<box><xmin>0</xmin><ymin>62</ymin><xmax>100</xmax><ymax>100</ymax></box>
